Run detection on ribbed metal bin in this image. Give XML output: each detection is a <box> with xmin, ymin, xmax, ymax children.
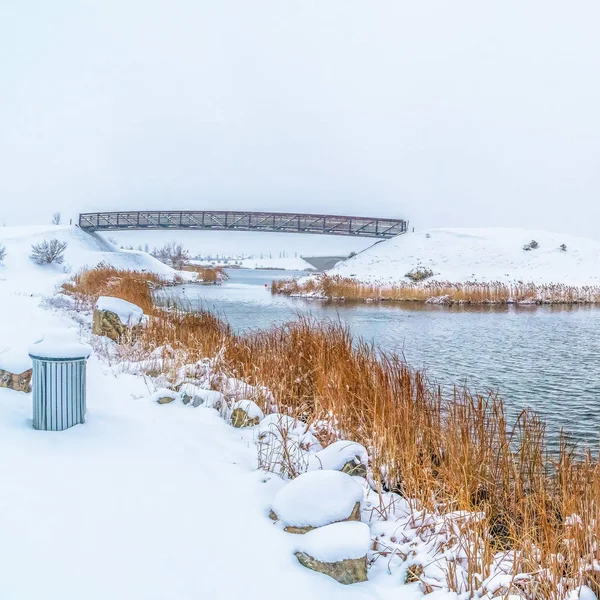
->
<box><xmin>29</xmin><ymin>333</ymin><xmax>92</xmax><ymax>431</ymax></box>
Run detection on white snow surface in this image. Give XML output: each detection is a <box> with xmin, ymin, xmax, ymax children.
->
<box><xmin>0</xmin><ymin>225</ymin><xmax>175</xmax><ymax>375</ymax></box>
<box><xmin>96</xmin><ymin>296</ymin><xmax>144</xmax><ymax>326</ymax></box>
<box><xmin>296</xmin><ymin>522</ymin><xmax>371</xmax><ymax>562</ymax></box>
<box><xmin>308</xmin><ymin>440</ymin><xmax>368</xmax><ymax>472</ymax></box>
<box><xmin>239</xmin><ymin>256</ymin><xmax>315</xmax><ymax>271</ymax></box>
<box><xmin>272</xmin><ymin>470</ymin><xmax>363</xmax><ymax>528</ymax></box>
<box><xmin>28</xmin><ymin>330</ymin><xmax>92</xmax><ymax>360</ymax></box>
<box><xmin>330</xmin><ymin>228</ymin><xmax>600</xmax><ymax>286</ymax></box>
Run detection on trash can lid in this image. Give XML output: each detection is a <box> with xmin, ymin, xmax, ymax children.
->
<box><xmin>28</xmin><ymin>331</ymin><xmax>93</xmax><ymax>360</ymax></box>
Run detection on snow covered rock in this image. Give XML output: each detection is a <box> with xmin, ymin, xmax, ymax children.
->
<box><xmin>230</xmin><ymin>400</ymin><xmax>264</xmax><ymax>427</ymax></box>
<box><xmin>307</xmin><ymin>441</ymin><xmax>369</xmax><ymax>478</ymax></box>
<box><xmin>271</xmin><ymin>470</ymin><xmax>363</xmax><ymax>533</ymax></box>
<box><xmin>92</xmin><ymin>296</ymin><xmax>144</xmax><ymax>341</ymax></box>
<box><xmin>151</xmin><ymin>388</ymin><xmax>181</xmax><ymax>405</ymax></box>
<box><xmin>0</xmin><ymin>368</ymin><xmax>32</xmax><ymax>393</ymax></box>
<box><xmin>294</xmin><ymin>522</ymin><xmax>370</xmax><ymax>585</ymax></box>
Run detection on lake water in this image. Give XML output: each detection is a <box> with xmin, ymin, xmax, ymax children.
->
<box><xmin>158</xmin><ymin>269</ymin><xmax>600</xmax><ymax>449</ymax></box>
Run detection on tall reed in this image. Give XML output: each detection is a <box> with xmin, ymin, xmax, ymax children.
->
<box><xmin>272</xmin><ymin>274</ymin><xmax>600</xmax><ymax>305</ymax></box>
<box><xmin>69</xmin><ymin>267</ymin><xmax>600</xmax><ymax>597</ymax></box>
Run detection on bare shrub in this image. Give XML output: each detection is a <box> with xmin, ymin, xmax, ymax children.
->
<box><xmin>51</xmin><ymin>212</ymin><xmax>62</xmax><ymax>225</ymax></box>
<box><xmin>0</xmin><ymin>244</ymin><xmax>6</xmax><ymax>264</ymax></box>
<box><xmin>523</xmin><ymin>240</ymin><xmax>539</xmax><ymax>251</ymax></box>
<box><xmin>30</xmin><ymin>239</ymin><xmax>67</xmax><ymax>265</ymax></box>
<box><xmin>405</xmin><ymin>266</ymin><xmax>434</xmax><ymax>282</ymax></box>
<box><xmin>560</xmin><ymin>243</ymin><xmax>567</xmax><ymax>252</ymax></box>
<box><xmin>154</xmin><ymin>242</ymin><xmax>190</xmax><ymax>269</ymax></box>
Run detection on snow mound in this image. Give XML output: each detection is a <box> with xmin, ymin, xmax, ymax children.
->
<box><xmin>96</xmin><ymin>296</ymin><xmax>144</xmax><ymax>326</ymax></box>
<box><xmin>308</xmin><ymin>441</ymin><xmax>368</xmax><ymax>472</ymax></box>
<box><xmin>330</xmin><ymin>228</ymin><xmax>600</xmax><ymax>286</ymax></box>
<box><xmin>28</xmin><ymin>330</ymin><xmax>92</xmax><ymax>360</ymax></box>
<box><xmin>272</xmin><ymin>470</ymin><xmax>363</xmax><ymax>528</ymax></box>
<box><xmin>0</xmin><ymin>225</ymin><xmax>176</xmax><ymax>295</ymax></box>
<box><xmin>295</xmin><ymin>522</ymin><xmax>371</xmax><ymax>562</ymax></box>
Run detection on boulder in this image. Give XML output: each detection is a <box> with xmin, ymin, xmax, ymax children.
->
<box><xmin>271</xmin><ymin>470</ymin><xmax>363</xmax><ymax>534</ymax></box>
<box><xmin>230</xmin><ymin>399</ymin><xmax>264</xmax><ymax>428</ymax></box>
<box><xmin>0</xmin><ymin>368</ymin><xmax>32</xmax><ymax>393</ymax></box>
<box><xmin>294</xmin><ymin>522</ymin><xmax>370</xmax><ymax>585</ymax></box>
<box><xmin>92</xmin><ymin>309</ymin><xmax>128</xmax><ymax>341</ymax></box>
<box><xmin>92</xmin><ymin>297</ymin><xmax>144</xmax><ymax>341</ymax></box>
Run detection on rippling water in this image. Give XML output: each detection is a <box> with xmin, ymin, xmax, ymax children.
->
<box><xmin>157</xmin><ymin>269</ymin><xmax>600</xmax><ymax>449</ymax></box>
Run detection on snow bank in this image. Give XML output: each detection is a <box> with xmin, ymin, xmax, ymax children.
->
<box><xmin>330</xmin><ymin>228</ymin><xmax>600</xmax><ymax>286</ymax></box>
<box><xmin>295</xmin><ymin>522</ymin><xmax>371</xmax><ymax>562</ymax></box>
<box><xmin>272</xmin><ymin>470</ymin><xmax>363</xmax><ymax>528</ymax></box>
<box><xmin>96</xmin><ymin>296</ymin><xmax>144</xmax><ymax>326</ymax></box>
<box><xmin>0</xmin><ymin>225</ymin><xmax>176</xmax><ymax>295</ymax></box>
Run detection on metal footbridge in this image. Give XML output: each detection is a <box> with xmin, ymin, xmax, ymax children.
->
<box><xmin>79</xmin><ymin>210</ymin><xmax>408</xmax><ymax>239</ymax></box>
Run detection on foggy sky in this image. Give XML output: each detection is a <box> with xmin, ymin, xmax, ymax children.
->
<box><xmin>2</xmin><ymin>0</ymin><xmax>600</xmax><ymax>244</ymax></box>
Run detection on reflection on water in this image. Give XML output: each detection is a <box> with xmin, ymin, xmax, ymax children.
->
<box><xmin>156</xmin><ymin>269</ymin><xmax>600</xmax><ymax>449</ymax></box>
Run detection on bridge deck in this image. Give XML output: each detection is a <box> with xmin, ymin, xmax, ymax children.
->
<box><xmin>79</xmin><ymin>211</ymin><xmax>407</xmax><ymax>239</ymax></box>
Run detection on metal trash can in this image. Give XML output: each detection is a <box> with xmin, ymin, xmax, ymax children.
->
<box><xmin>28</xmin><ymin>332</ymin><xmax>93</xmax><ymax>431</ymax></box>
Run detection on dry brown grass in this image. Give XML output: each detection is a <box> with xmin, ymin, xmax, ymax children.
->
<box><xmin>272</xmin><ymin>274</ymin><xmax>600</xmax><ymax>305</ymax></box>
<box><xmin>180</xmin><ymin>265</ymin><xmax>224</xmax><ymax>282</ymax></box>
<box><xmin>70</xmin><ymin>267</ymin><xmax>600</xmax><ymax>597</ymax></box>
<box><xmin>62</xmin><ymin>264</ymin><xmax>178</xmax><ymax>313</ymax></box>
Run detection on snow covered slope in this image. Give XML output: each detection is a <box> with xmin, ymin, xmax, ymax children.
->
<box><xmin>0</xmin><ymin>225</ymin><xmax>176</xmax><ymax>294</ymax></box>
<box><xmin>332</xmin><ymin>228</ymin><xmax>600</xmax><ymax>286</ymax></box>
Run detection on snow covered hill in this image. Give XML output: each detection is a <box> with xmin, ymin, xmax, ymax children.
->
<box><xmin>331</xmin><ymin>228</ymin><xmax>600</xmax><ymax>286</ymax></box>
<box><xmin>0</xmin><ymin>225</ymin><xmax>176</xmax><ymax>295</ymax></box>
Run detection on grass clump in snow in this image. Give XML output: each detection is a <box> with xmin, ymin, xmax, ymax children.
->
<box><xmin>404</xmin><ymin>266</ymin><xmax>434</xmax><ymax>282</ymax></box>
<box><xmin>179</xmin><ymin>264</ymin><xmax>225</xmax><ymax>282</ymax></box>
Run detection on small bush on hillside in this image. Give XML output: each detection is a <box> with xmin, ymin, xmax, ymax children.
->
<box><xmin>154</xmin><ymin>242</ymin><xmax>190</xmax><ymax>270</ymax></box>
<box><xmin>405</xmin><ymin>266</ymin><xmax>434</xmax><ymax>282</ymax></box>
<box><xmin>425</xmin><ymin>233</ymin><xmax>431</xmax><ymax>239</ymax></box>
<box><xmin>30</xmin><ymin>239</ymin><xmax>68</xmax><ymax>265</ymax></box>
<box><xmin>523</xmin><ymin>240</ymin><xmax>539</xmax><ymax>251</ymax></box>
<box><xmin>0</xmin><ymin>244</ymin><xmax>6</xmax><ymax>264</ymax></box>
<box><xmin>51</xmin><ymin>212</ymin><xmax>62</xmax><ymax>225</ymax></box>
<box><xmin>560</xmin><ymin>243</ymin><xmax>567</xmax><ymax>252</ymax></box>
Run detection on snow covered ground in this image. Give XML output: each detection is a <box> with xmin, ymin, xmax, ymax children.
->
<box><xmin>0</xmin><ymin>226</ymin><xmax>175</xmax><ymax>374</ymax></box>
<box><xmin>0</xmin><ymin>225</ymin><xmax>404</xmax><ymax>599</ymax></box>
<box><xmin>191</xmin><ymin>256</ymin><xmax>315</xmax><ymax>270</ymax></box>
<box><xmin>331</xmin><ymin>228</ymin><xmax>600</xmax><ymax>286</ymax></box>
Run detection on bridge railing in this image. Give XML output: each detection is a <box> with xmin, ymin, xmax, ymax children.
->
<box><xmin>79</xmin><ymin>211</ymin><xmax>408</xmax><ymax>239</ymax></box>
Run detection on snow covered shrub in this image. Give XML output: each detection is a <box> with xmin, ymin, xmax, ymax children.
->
<box><xmin>405</xmin><ymin>266</ymin><xmax>434</xmax><ymax>282</ymax></box>
<box><xmin>0</xmin><ymin>244</ymin><xmax>6</xmax><ymax>265</ymax></box>
<box><xmin>523</xmin><ymin>240</ymin><xmax>539</xmax><ymax>251</ymax></box>
<box><xmin>425</xmin><ymin>233</ymin><xmax>431</xmax><ymax>238</ymax></box>
<box><xmin>30</xmin><ymin>239</ymin><xmax>67</xmax><ymax>264</ymax></box>
<box><xmin>560</xmin><ymin>243</ymin><xmax>567</xmax><ymax>252</ymax></box>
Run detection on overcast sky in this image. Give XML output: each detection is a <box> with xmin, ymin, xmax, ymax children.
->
<box><xmin>2</xmin><ymin>0</ymin><xmax>600</xmax><ymax>251</ymax></box>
